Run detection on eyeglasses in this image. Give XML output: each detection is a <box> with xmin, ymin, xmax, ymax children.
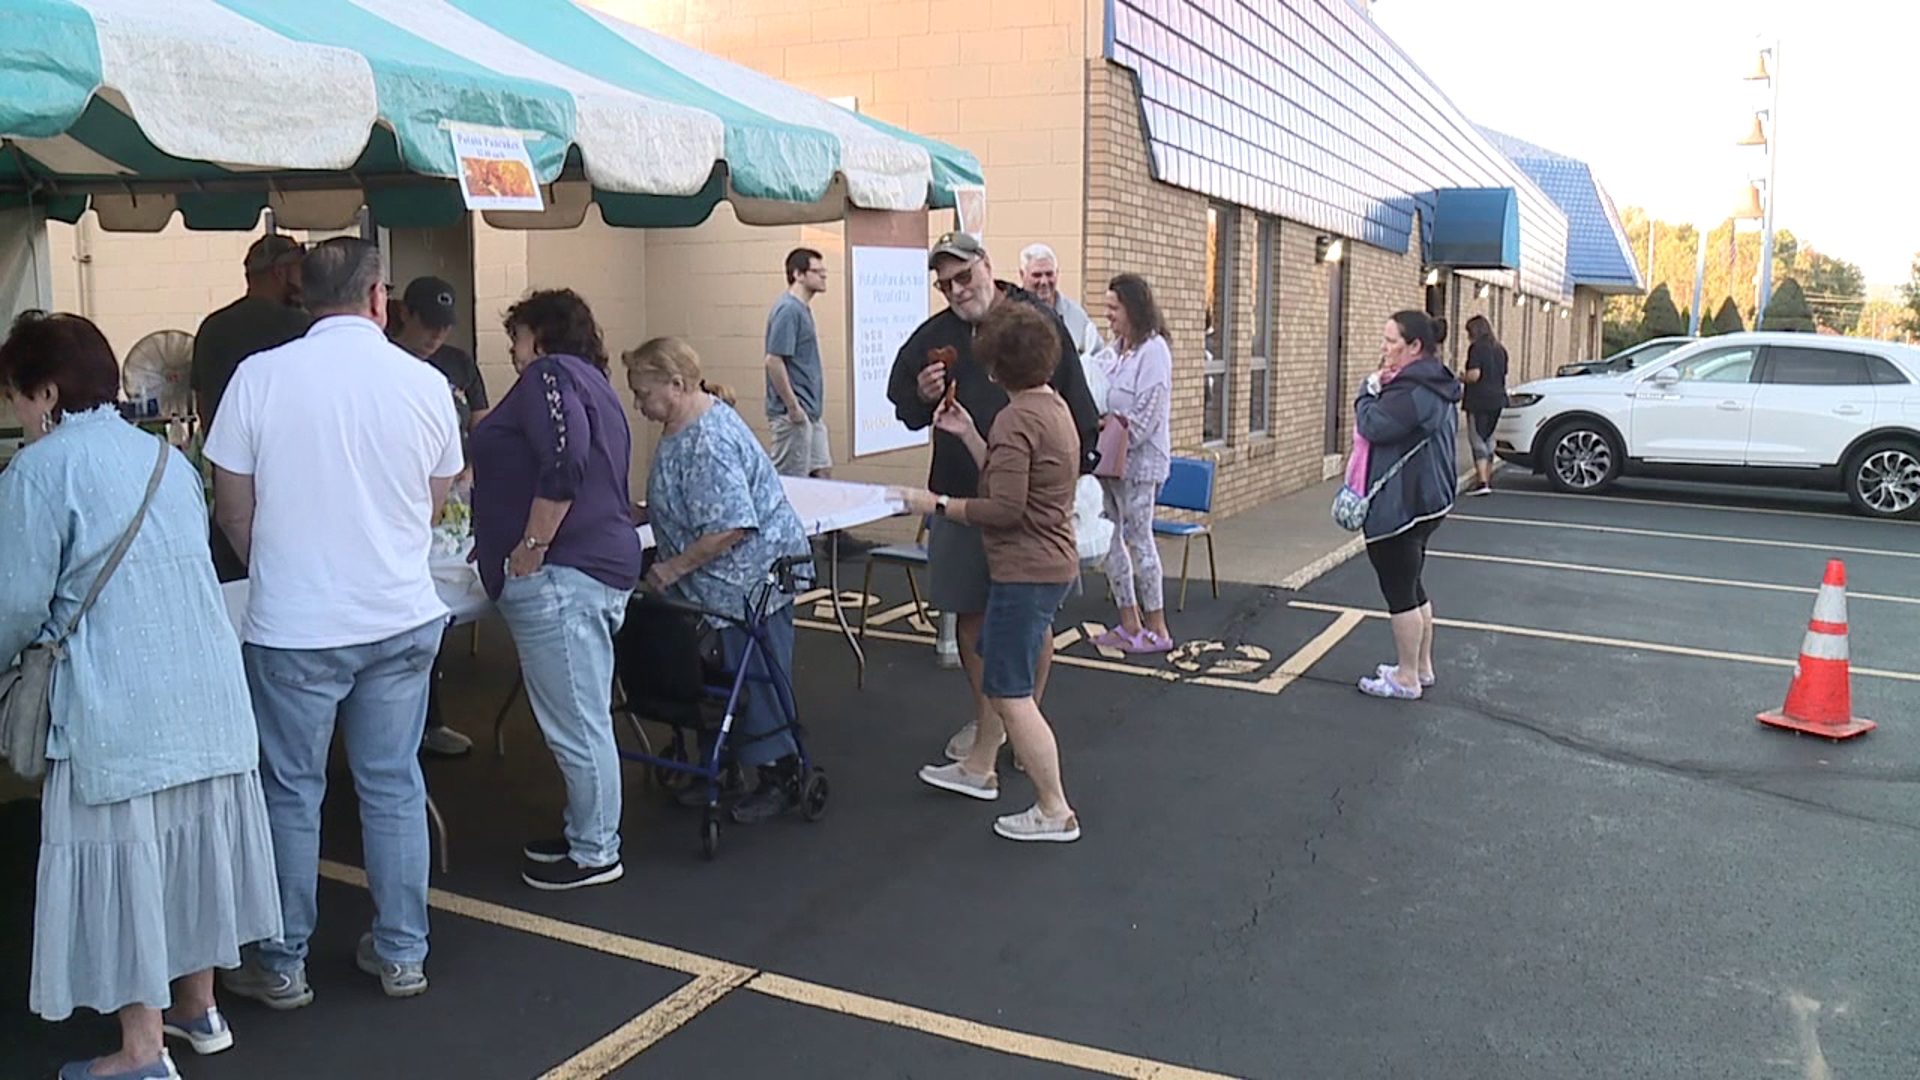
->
<box><xmin>934</xmin><ymin>259</ymin><xmax>982</xmax><ymax>295</ymax></box>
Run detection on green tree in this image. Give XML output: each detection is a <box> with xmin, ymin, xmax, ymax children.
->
<box><xmin>1759</xmin><ymin>278</ymin><xmax>1816</xmax><ymax>332</ymax></box>
<box><xmin>1900</xmin><ymin>254</ymin><xmax>1920</xmax><ymax>338</ymax></box>
<box><xmin>1796</xmin><ymin>249</ymin><xmax>1865</xmax><ymax>334</ymax></box>
<box><xmin>1711</xmin><ymin>297</ymin><xmax>1746</xmax><ymax>336</ymax></box>
<box><xmin>1640</xmin><ymin>283</ymin><xmax>1686</xmax><ymax>338</ymax></box>
<box><xmin>1854</xmin><ymin>297</ymin><xmax>1909</xmax><ymax>342</ymax></box>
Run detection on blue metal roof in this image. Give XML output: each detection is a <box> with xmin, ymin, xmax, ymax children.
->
<box><xmin>1103</xmin><ymin>0</ymin><xmax>1570</xmax><ymax>299</ymax></box>
<box><xmin>1477</xmin><ymin>128</ymin><xmax>1644</xmax><ymax>294</ymax></box>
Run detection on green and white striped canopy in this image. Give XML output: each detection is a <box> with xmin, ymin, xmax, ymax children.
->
<box><xmin>0</xmin><ymin>0</ymin><xmax>982</xmax><ymax>231</ymax></box>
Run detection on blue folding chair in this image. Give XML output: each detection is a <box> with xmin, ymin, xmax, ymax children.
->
<box><xmin>1153</xmin><ymin>457</ymin><xmax>1219</xmax><ymax>611</ymax></box>
<box><xmin>860</xmin><ymin>514</ymin><xmax>930</xmax><ymax>647</ymax></box>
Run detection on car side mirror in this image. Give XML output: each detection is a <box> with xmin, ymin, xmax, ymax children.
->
<box><xmin>1652</xmin><ymin>368</ymin><xmax>1681</xmax><ymax>386</ymax></box>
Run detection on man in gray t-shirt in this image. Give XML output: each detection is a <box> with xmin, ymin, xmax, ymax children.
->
<box><xmin>1019</xmin><ymin>242</ymin><xmax>1101</xmax><ymax>358</ymax></box>
<box><xmin>765</xmin><ymin>246</ymin><xmax>831</xmax><ymax>478</ymax></box>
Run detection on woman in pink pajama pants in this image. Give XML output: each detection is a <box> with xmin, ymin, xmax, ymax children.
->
<box><xmin>1092</xmin><ymin>274</ymin><xmax>1175</xmax><ymax>654</ymax></box>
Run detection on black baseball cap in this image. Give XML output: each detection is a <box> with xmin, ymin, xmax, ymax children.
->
<box><xmin>401</xmin><ymin>276</ymin><xmax>459</xmax><ymax>330</ymax></box>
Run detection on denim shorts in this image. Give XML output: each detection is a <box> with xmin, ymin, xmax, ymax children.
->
<box><xmin>978</xmin><ymin>579</ymin><xmax>1073</xmax><ymax>699</ymax></box>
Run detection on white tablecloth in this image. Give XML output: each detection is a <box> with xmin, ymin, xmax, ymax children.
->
<box><xmin>221</xmin><ymin>477</ymin><xmax>905</xmax><ymax>634</ymax></box>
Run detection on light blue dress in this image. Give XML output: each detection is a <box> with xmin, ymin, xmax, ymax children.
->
<box><xmin>0</xmin><ymin>406</ymin><xmax>281</xmax><ymax>1020</ymax></box>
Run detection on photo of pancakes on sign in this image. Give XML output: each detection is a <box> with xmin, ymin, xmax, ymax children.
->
<box><xmin>461</xmin><ymin>156</ymin><xmax>537</xmax><ymax>200</ymax></box>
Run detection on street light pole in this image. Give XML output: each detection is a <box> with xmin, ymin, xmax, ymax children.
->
<box><xmin>1690</xmin><ymin>227</ymin><xmax>1707</xmax><ymax>336</ymax></box>
<box><xmin>1754</xmin><ymin>40</ymin><xmax>1781</xmax><ymax>321</ymax></box>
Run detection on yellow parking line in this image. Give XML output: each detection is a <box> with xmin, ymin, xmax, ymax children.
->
<box><xmin>318</xmin><ymin>861</ymin><xmax>736</xmax><ymax>977</ymax></box>
<box><xmin>1448</xmin><ymin>514</ymin><xmax>1920</xmax><ymax>561</ymax></box>
<box><xmin>1200</xmin><ymin>610</ymin><xmax>1364</xmax><ymax>694</ymax></box>
<box><xmin>1286</xmin><ymin>601</ymin><xmax>1920</xmax><ymax>683</ymax></box>
<box><xmin>538</xmin><ymin>970</ymin><xmax>752</xmax><ymax>1080</ymax></box>
<box><xmin>315</xmin><ymin>860</ymin><xmax>1241</xmax><ymax>1079</ymax></box>
<box><xmin>748</xmin><ymin>973</ymin><xmax>1241</xmax><ymax>1079</ymax></box>
<box><xmin>797</xmin><ymin>618</ymin><xmax>1183</xmax><ymax>684</ymax></box>
<box><xmin>1426</xmin><ymin>550</ymin><xmax>1920</xmax><ymax>605</ymax></box>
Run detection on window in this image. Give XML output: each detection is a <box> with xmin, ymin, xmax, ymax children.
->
<box><xmin>1249</xmin><ymin>216</ymin><xmax>1275</xmax><ymax>436</ymax></box>
<box><xmin>1762</xmin><ymin>347</ymin><xmax>1875</xmax><ymax>386</ymax></box>
<box><xmin>1668</xmin><ymin>346</ymin><xmax>1759</xmax><ymax>384</ymax></box>
<box><xmin>1868</xmin><ymin>356</ymin><xmax>1912</xmax><ymax>385</ymax></box>
<box><xmin>1204</xmin><ymin>204</ymin><xmax>1235</xmax><ymax>444</ymax></box>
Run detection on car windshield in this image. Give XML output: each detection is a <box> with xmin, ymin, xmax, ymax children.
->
<box><xmin>1623</xmin><ymin>341</ymin><xmax>1683</xmax><ymax>368</ymax></box>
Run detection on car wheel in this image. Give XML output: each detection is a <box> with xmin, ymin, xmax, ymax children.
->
<box><xmin>1542</xmin><ymin>421</ymin><xmax>1621</xmax><ymax>495</ymax></box>
<box><xmin>1845</xmin><ymin>439</ymin><xmax>1920</xmax><ymax>520</ymax></box>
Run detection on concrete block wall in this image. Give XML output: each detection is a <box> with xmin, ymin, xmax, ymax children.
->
<box><xmin>45</xmin><ymin>218</ymin><xmax>255</xmax><ymax>359</ymax></box>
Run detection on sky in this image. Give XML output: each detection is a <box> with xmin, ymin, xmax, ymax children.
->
<box><xmin>1368</xmin><ymin>0</ymin><xmax>1916</xmax><ymax>286</ymax></box>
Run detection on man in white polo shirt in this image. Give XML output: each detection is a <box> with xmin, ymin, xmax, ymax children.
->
<box><xmin>205</xmin><ymin>237</ymin><xmax>463</xmax><ymax>1009</ymax></box>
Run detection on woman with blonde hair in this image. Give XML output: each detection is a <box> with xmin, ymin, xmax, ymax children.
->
<box><xmin>620</xmin><ymin>338</ymin><xmax>813</xmax><ymax>824</ymax></box>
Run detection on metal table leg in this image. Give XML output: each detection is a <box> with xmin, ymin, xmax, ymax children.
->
<box><xmin>825</xmin><ymin>529</ymin><xmax>866</xmax><ymax>687</ymax></box>
<box><xmin>425</xmin><ymin>792</ymin><xmax>450</xmax><ymax>874</ymax></box>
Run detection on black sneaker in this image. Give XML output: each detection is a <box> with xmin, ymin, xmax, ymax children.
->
<box><xmin>729</xmin><ymin>778</ymin><xmax>797</xmax><ymax>825</ymax></box>
<box><xmin>522</xmin><ymin>858</ymin><xmax>625</xmax><ymax>891</ymax></box>
<box><xmin>522</xmin><ymin>837</ymin><xmax>569</xmax><ymax>864</ymax></box>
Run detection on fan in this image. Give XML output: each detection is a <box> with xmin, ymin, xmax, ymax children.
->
<box><xmin>123</xmin><ymin>329</ymin><xmax>195</xmax><ymax>416</ymax></box>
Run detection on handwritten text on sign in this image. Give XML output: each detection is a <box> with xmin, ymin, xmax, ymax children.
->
<box><xmin>849</xmin><ymin>245</ymin><xmax>931</xmax><ymax>457</ymax></box>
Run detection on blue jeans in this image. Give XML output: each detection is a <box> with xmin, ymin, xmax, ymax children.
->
<box><xmin>495</xmin><ymin>565</ymin><xmax>631</xmax><ymax>867</ymax></box>
<box><xmin>717</xmin><ymin>604</ymin><xmax>798</xmax><ymax>770</ymax></box>
<box><xmin>979</xmin><ymin>580</ymin><xmax>1073</xmax><ymax>699</ymax></box>
<box><xmin>242</xmin><ymin>618</ymin><xmax>442</xmax><ymax>969</ymax></box>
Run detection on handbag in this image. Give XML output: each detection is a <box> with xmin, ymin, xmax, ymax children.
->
<box><xmin>1093</xmin><ymin>413</ymin><xmax>1130</xmax><ymax>479</ymax></box>
<box><xmin>1331</xmin><ymin>442</ymin><xmax>1425</xmax><ymax>532</ymax></box>
<box><xmin>1</xmin><ymin>437</ymin><xmax>168</xmax><ymax>780</ymax></box>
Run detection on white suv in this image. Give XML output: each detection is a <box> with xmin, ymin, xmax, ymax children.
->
<box><xmin>1494</xmin><ymin>332</ymin><xmax>1920</xmax><ymax>519</ymax></box>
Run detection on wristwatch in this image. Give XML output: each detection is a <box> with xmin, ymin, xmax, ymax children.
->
<box><xmin>934</xmin><ymin>495</ymin><xmax>952</xmax><ymax>516</ymax></box>
<box><xmin>522</xmin><ymin>535</ymin><xmax>550</xmax><ymax>550</ymax></box>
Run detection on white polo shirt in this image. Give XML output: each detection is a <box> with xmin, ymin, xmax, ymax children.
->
<box><xmin>205</xmin><ymin>315</ymin><xmax>464</xmax><ymax>650</ymax></box>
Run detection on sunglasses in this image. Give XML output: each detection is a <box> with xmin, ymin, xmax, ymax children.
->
<box><xmin>934</xmin><ymin>259</ymin><xmax>983</xmax><ymax>295</ymax></box>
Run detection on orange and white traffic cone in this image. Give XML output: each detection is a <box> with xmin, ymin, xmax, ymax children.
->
<box><xmin>1758</xmin><ymin>559</ymin><xmax>1875</xmax><ymax>740</ymax></box>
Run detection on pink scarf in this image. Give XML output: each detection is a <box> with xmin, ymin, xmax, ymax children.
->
<box><xmin>1344</xmin><ymin>364</ymin><xmax>1405</xmax><ymax>491</ymax></box>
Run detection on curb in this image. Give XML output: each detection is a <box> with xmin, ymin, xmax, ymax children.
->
<box><xmin>1276</xmin><ymin>467</ymin><xmax>1483</xmax><ymax>592</ymax></box>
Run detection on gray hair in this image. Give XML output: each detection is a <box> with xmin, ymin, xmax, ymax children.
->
<box><xmin>1019</xmin><ymin>243</ymin><xmax>1057</xmax><ymax>270</ymax></box>
<box><xmin>301</xmin><ymin>237</ymin><xmax>385</xmax><ymax>317</ymax></box>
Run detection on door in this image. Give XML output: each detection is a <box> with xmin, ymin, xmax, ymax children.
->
<box><xmin>1746</xmin><ymin>346</ymin><xmax>1882</xmax><ymax>466</ymax></box>
<box><xmin>1627</xmin><ymin>344</ymin><xmax>1762</xmax><ymax>463</ymax></box>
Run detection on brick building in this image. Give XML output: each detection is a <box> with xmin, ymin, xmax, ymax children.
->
<box><xmin>601</xmin><ymin>0</ymin><xmax>1639</xmax><ymax>514</ymax></box>
<box><xmin>37</xmin><ymin>0</ymin><xmax>1639</xmax><ymax>520</ymax></box>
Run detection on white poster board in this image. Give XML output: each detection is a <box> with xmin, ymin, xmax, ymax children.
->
<box><xmin>849</xmin><ymin>245</ymin><xmax>931</xmax><ymax>457</ymax></box>
<box><xmin>449</xmin><ymin>127</ymin><xmax>544</xmax><ymax>213</ymax></box>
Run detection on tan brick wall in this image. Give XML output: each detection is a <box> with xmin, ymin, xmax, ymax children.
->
<box><xmin>46</xmin><ymin>218</ymin><xmax>257</xmax><ymax>359</ymax></box>
<box><xmin>582</xmin><ymin>0</ymin><xmax>1089</xmax><ymax>494</ymax></box>
<box><xmin>1085</xmin><ymin>60</ymin><xmax>1440</xmax><ymax>517</ymax></box>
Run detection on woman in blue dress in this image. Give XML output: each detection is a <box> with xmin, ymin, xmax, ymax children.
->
<box><xmin>0</xmin><ymin>312</ymin><xmax>280</xmax><ymax>1080</ymax></box>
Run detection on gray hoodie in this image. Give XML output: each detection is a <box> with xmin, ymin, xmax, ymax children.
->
<box><xmin>1354</xmin><ymin>356</ymin><xmax>1463</xmax><ymax>542</ymax></box>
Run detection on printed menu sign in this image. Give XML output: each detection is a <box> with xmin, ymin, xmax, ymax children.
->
<box><xmin>849</xmin><ymin>245</ymin><xmax>931</xmax><ymax>457</ymax></box>
<box><xmin>450</xmin><ymin>127</ymin><xmax>544</xmax><ymax>213</ymax></box>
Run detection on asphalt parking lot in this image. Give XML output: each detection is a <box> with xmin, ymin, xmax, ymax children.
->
<box><xmin>6</xmin><ymin>470</ymin><xmax>1918</xmax><ymax>1079</ymax></box>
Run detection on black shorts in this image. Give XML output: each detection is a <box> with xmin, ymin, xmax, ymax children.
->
<box><xmin>1366</xmin><ymin>518</ymin><xmax>1441</xmax><ymax>615</ymax></box>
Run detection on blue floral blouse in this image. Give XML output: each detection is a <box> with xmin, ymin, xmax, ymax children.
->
<box><xmin>646</xmin><ymin>401</ymin><xmax>809</xmax><ymax>623</ymax></box>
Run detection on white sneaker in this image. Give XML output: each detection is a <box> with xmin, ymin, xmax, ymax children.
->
<box><xmin>943</xmin><ymin>722</ymin><xmax>977</xmax><ymax>762</ymax></box>
<box><xmin>162</xmin><ymin>1006</ymin><xmax>234</xmax><ymax>1055</ymax></box>
<box><xmin>993</xmin><ymin>805</ymin><xmax>1081</xmax><ymax>842</ymax></box>
<box><xmin>918</xmin><ymin>762</ymin><xmax>999</xmax><ymax>801</ymax></box>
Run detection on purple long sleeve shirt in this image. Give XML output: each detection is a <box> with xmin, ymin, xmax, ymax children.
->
<box><xmin>469</xmin><ymin>353</ymin><xmax>643</xmax><ymax>600</ymax></box>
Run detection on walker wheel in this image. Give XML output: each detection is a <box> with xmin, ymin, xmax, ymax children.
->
<box><xmin>700</xmin><ymin>813</ymin><xmax>720</xmax><ymax>860</ymax></box>
<box><xmin>801</xmin><ymin>771</ymin><xmax>830</xmax><ymax>822</ymax></box>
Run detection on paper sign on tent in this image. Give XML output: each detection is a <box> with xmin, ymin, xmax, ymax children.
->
<box><xmin>450</xmin><ymin>127</ymin><xmax>544</xmax><ymax>213</ymax></box>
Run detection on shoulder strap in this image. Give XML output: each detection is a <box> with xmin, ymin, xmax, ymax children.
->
<box><xmin>1364</xmin><ymin>442</ymin><xmax>1426</xmax><ymax>501</ymax></box>
<box><xmin>55</xmin><ymin>437</ymin><xmax>168</xmax><ymax>645</ymax></box>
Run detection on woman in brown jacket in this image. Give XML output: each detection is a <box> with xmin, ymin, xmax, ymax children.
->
<box><xmin>895</xmin><ymin>302</ymin><xmax>1082</xmax><ymax>843</ymax></box>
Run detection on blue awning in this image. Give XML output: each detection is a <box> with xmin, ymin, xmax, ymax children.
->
<box><xmin>1428</xmin><ymin>187</ymin><xmax>1519</xmax><ymax>270</ymax></box>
